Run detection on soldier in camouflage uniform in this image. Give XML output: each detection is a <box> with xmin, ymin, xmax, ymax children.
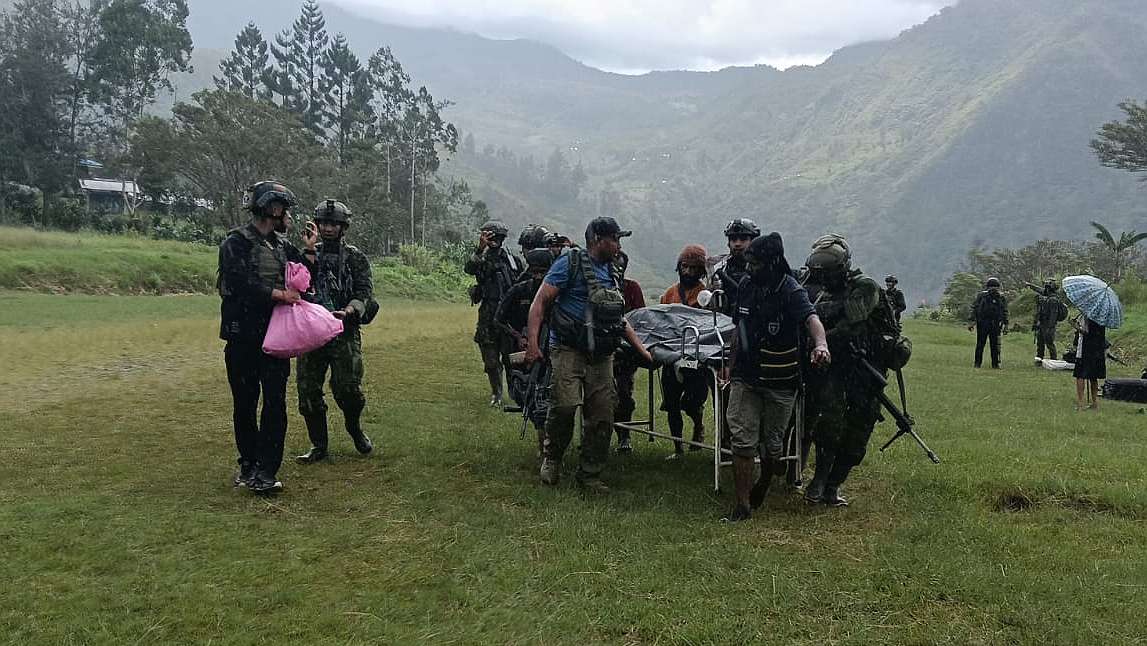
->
<box><xmin>296</xmin><ymin>200</ymin><xmax>375</xmax><ymax>463</ymax></box>
<box><xmin>496</xmin><ymin>249</ymin><xmax>555</xmax><ymax>454</ymax></box>
<box><xmin>465</xmin><ymin>221</ymin><xmax>524</xmax><ymax>406</ymax></box>
<box><xmin>803</xmin><ymin>234</ymin><xmax>896</xmax><ymax>507</ymax></box>
<box><xmin>518</xmin><ymin>224</ymin><xmax>551</xmax><ymax>258</ymax></box>
<box><xmin>1027</xmin><ymin>279</ymin><xmax>1065</xmax><ymax>360</ymax></box>
<box><xmin>968</xmin><ymin>277</ymin><xmax>1009</xmax><ymax>369</ymax></box>
<box><xmin>885</xmin><ymin>275</ymin><xmax>907</xmax><ymax>326</ymax></box>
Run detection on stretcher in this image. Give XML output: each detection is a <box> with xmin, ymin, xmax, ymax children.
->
<box><xmin>616</xmin><ymin>303</ymin><xmax>808</xmax><ymax>492</ymax></box>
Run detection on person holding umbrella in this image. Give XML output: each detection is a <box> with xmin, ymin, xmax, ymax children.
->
<box><xmin>1062</xmin><ymin>275</ymin><xmax>1124</xmax><ymax>411</ymax></box>
<box><xmin>1071</xmin><ymin>314</ymin><xmax>1106</xmax><ymax>410</ymax></box>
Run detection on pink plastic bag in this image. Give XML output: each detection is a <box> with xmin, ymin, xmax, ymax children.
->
<box><xmin>262</xmin><ymin>262</ymin><xmax>344</xmax><ymax>359</ymax></box>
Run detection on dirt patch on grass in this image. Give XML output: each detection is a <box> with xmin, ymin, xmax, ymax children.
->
<box><xmin>991</xmin><ymin>486</ymin><xmax>1136</xmax><ymax>518</ymax></box>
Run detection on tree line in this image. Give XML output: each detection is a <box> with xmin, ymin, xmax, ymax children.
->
<box><xmin>0</xmin><ymin>0</ymin><xmax>481</xmax><ymax>254</ymax></box>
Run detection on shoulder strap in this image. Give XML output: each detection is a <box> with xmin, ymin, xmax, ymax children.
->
<box><xmin>566</xmin><ymin>248</ymin><xmax>582</xmax><ymax>287</ymax></box>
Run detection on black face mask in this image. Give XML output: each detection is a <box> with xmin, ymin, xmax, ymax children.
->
<box><xmin>749</xmin><ymin>255</ymin><xmax>784</xmax><ymax>286</ymax></box>
<box><xmin>750</xmin><ymin>263</ymin><xmax>776</xmax><ymax>287</ymax></box>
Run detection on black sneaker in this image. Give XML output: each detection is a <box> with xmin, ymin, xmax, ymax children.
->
<box><xmin>295</xmin><ymin>447</ymin><xmax>328</xmax><ymax>464</ymax></box>
<box><xmin>721</xmin><ymin>504</ymin><xmax>752</xmax><ymax>523</ymax></box>
<box><xmin>233</xmin><ymin>462</ymin><xmax>256</xmax><ymax>488</ymax></box>
<box><xmin>249</xmin><ymin>472</ymin><xmax>283</xmax><ymax>494</ymax></box>
<box><xmin>351</xmin><ymin>433</ymin><xmax>373</xmax><ymax>455</ymax></box>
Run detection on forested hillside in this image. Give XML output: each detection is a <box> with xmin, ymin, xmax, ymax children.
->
<box><xmin>168</xmin><ymin>0</ymin><xmax>1147</xmax><ymax>295</ymax></box>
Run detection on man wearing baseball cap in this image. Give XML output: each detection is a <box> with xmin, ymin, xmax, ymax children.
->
<box><xmin>525</xmin><ymin>217</ymin><xmax>652</xmax><ymax>494</ymax></box>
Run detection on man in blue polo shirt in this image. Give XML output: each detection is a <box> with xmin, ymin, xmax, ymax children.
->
<box><xmin>525</xmin><ymin>217</ymin><xmax>652</xmax><ymax>494</ymax></box>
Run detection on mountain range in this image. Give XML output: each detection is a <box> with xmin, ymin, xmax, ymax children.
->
<box><xmin>151</xmin><ymin>0</ymin><xmax>1147</xmax><ymax>296</ymax></box>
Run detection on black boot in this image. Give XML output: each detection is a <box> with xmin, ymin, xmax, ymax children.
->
<box><xmin>804</xmin><ymin>445</ymin><xmax>834</xmax><ymax>504</ymax></box>
<box><xmin>344</xmin><ymin>408</ymin><xmax>373</xmax><ymax>455</ymax></box>
<box><xmin>823</xmin><ymin>459</ymin><xmax>855</xmax><ymax>507</ymax></box>
<box><xmin>296</xmin><ymin>415</ymin><xmax>329</xmax><ymax>464</ymax></box>
<box><xmin>822</xmin><ymin>486</ymin><xmax>849</xmax><ymax>507</ymax></box>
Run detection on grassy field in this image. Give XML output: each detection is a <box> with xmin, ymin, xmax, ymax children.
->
<box><xmin>0</xmin><ymin>227</ymin><xmax>469</xmax><ymax>300</ymax></box>
<box><xmin>1</xmin><ymin>293</ymin><xmax>1145</xmax><ymax>644</ymax></box>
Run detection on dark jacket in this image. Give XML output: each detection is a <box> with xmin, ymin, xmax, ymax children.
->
<box><xmin>217</xmin><ymin>223</ymin><xmax>312</xmax><ymax>343</ymax></box>
<box><xmin>971</xmin><ymin>289</ymin><xmax>1008</xmax><ymax>325</ymax></box>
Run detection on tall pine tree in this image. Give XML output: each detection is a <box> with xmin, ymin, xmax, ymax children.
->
<box><xmin>321</xmin><ymin>33</ymin><xmax>372</xmax><ymax>165</ymax></box>
<box><xmin>270</xmin><ymin>0</ymin><xmax>327</xmax><ymax>135</ymax></box>
<box><xmin>214</xmin><ymin>22</ymin><xmax>271</xmax><ymax>101</ymax></box>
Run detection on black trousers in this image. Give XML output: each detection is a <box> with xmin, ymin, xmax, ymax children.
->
<box><xmin>225</xmin><ymin>340</ymin><xmax>291</xmax><ymax>477</ymax></box>
<box><xmin>974</xmin><ymin>321</ymin><xmax>1002</xmax><ymax>368</ymax></box>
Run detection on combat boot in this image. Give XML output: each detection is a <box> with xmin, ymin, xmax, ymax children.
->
<box><xmin>539</xmin><ymin>458</ymin><xmax>560</xmax><ymax>485</ymax></box>
<box><xmin>297</xmin><ymin>415</ymin><xmax>329</xmax><ymax>464</ymax></box>
<box><xmin>344</xmin><ymin>408</ymin><xmax>373</xmax><ymax>455</ymax></box>
<box><xmin>804</xmin><ymin>446</ymin><xmax>834</xmax><ymax>504</ymax></box>
<box><xmin>822</xmin><ymin>459</ymin><xmax>855</xmax><ymax>507</ymax></box>
<box><xmin>821</xmin><ymin>486</ymin><xmax>849</xmax><ymax>507</ymax></box>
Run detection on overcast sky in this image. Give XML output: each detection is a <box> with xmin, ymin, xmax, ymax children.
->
<box><xmin>335</xmin><ymin>0</ymin><xmax>956</xmax><ymax>73</ymax></box>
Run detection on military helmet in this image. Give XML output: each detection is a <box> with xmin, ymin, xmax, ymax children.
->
<box><xmin>545</xmin><ymin>232</ymin><xmax>570</xmax><ymax>247</ymax></box>
<box><xmin>724</xmin><ymin>218</ymin><xmax>761</xmax><ymax>239</ymax></box>
<box><xmin>525</xmin><ymin>248</ymin><xmax>554</xmax><ymax>271</ymax></box>
<box><xmin>885</xmin><ymin>275</ymin><xmax>898</xmax><ymax>285</ymax></box>
<box><xmin>246</xmin><ymin>180</ymin><xmax>298</xmax><ymax>214</ymax></box>
<box><xmin>313</xmin><ymin>199</ymin><xmax>352</xmax><ymax>225</ymax></box>
<box><xmin>480</xmin><ymin>220</ymin><xmax>510</xmax><ymax>238</ymax></box>
<box><xmin>518</xmin><ymin>223</ymin><xmax>550</xmax><ymax>250</ymax></box>
<box><xmin>805</xmin><ymin>233</ymin><xmax>852</xmax><ymax>274</ymax></box>
<box><xmin>985</xmin><ymin>277</ymin><xmax>1002</xmax><ymax>289</ymax></box>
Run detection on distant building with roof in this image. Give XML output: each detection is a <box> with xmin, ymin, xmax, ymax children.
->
<box><xmin>79</xmin><ymin>178</ymin><xmax>141</xmax><ymax>214</ymax></box>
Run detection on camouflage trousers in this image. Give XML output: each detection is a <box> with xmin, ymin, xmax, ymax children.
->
<box><xmin>809</xmin><ymin>366</ymin><xmax>882</xmax><ymax>475</ymax></box>
<box><xmin>544</xmin><ymin>345</ymin><xmax>617</xmax><ymax>481</ymax></box>
<box><xmin>475</xmin><ymin>305</ymin><xmax>511</xmax><ymax>397</ymax></box>
<box><xmin>297</xmin><ymin>329</ymin><xmax>366</xmax><ymax>418</ymax></box>
<box><xmin>1035</xmin><ymin>326</ymin><xmax>1058</xmax><ymax>360</ymax></box>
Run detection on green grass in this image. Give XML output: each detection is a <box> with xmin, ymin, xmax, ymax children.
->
<box><xmin>1</xmin><ymin>294</ymin><xmax>1145</xmax><ymax>644</ymax></box>
<box><xmin>0</xmin><ymin>226</ymin><xmax>469</xmax><ymax>301</ymax></box>
<box><xmin>0</xmin><ymin>226</ymin><xmax>218</xmax><ymax>294</ymax></box>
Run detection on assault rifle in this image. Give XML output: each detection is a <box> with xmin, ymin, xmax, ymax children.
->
<box><xmin>520</xmin><ymin>359</ymin><xmax>548</xmax><ymax>439</ymax></box>
<box><xmin>849</xmin><ymin>343</ymin><xmax>941</xmax><ymax>464</ymax></box>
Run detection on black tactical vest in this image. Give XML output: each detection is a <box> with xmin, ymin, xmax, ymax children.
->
<box><xmin>733</xmin><ymin>279</ymin><xmax>801</xmax><ymax>390</ymax></box>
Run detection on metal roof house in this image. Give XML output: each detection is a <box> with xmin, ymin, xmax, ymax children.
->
<box><xmin>79</xmin><ymin>178</ymin><xmax>141</xmax><ymax>214</ymax></box>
